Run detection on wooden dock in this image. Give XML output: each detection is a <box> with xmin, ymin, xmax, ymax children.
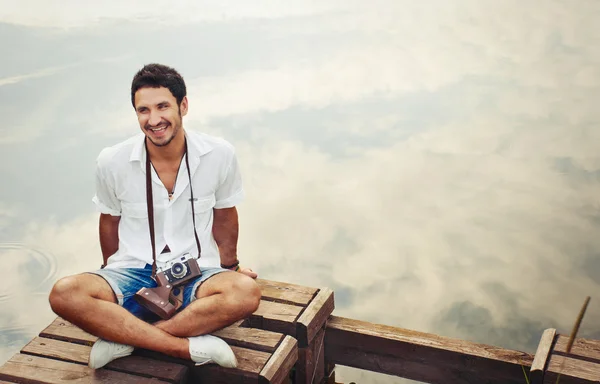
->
<box><xmin>0</xmin><ymin>279</ymin><xmax>598</xmax><ymax>383</ymax></box>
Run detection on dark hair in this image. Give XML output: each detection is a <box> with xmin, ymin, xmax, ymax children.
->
<box><xmin>131</xmin><ymin>63</ymin><xmax>187</xmax><ymax>108</ymax></box>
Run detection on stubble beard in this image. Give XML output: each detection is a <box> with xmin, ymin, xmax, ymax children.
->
<box><xmin>146</xmin><ymin>108</ymin><xmax>183</xmax><ymax>148</ymax></box>
<box><xmin>148</xmin><ymin>122</ymin><xmax>180</xmax><ymax>147</ymax></box>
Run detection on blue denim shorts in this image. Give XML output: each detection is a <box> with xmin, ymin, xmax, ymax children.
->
<box><xmin>89</xmin><ymin>264</ymin><xmax>230</xmax><ymax>323</ymax></box>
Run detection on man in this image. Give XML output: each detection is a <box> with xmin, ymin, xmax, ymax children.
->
<box><xmin>48</xmin><ymin>63</ymin><xmax>261</xmax><ymax>369</ymax></box>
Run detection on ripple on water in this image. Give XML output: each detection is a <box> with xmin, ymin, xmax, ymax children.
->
<box><xmin>0</xmin><ymin>292</ymin><xmax>56</xmax><ymax>366</ymax></box>
<box><xmin>0</xmin><ymin>242</ymin><xmax>58</xmax><ymax>303</ymax></box>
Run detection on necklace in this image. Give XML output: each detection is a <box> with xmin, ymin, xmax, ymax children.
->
<box><xmin>149</xmin><ymin>143</ymin><xmax>187</xmax><ymax>202</ymax></box>
<box><xmin>168</xmin><ymin>152</ymin><xmax>186</xmax><ymax>201</ymax></box>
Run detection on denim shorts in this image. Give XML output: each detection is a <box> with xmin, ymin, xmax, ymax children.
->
<box><xmin>89</xmin><ymin>264</ymin><xmax>230</xmax><ymax>323</ymax></box>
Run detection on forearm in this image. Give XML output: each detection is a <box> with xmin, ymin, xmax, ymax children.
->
<box><xmin>212</xmin><ymin>207</ymin><xmax>239</xmax><ymax>266</ymax></box>
<box><xmin>99</xmin><ymin>213</ymin><xmax>120</xmax><ymax>265</ymax></box>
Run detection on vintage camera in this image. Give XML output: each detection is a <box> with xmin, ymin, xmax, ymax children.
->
<box><xmin>134</xmin><ymin>253</ymin><xmax>202</xmax><ymax>319</ymax></box>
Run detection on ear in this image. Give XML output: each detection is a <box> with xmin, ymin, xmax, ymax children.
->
<box><xmin>179</xmin><ymin>96</ymin><xmax>189</xmax><ymax>117</ymax></box>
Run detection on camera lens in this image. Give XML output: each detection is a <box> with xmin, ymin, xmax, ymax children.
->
<box><xmin>171</xmin><ymin>262</ymin><xmax>188</xmax><ymax>279</ymax></box>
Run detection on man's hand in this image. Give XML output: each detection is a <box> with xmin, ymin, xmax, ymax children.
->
<box><xmin>213</xmin><ymin>207</ymin><xmax>256</xmax><ymax>278</ymax></box>
<box><xmin>237</xmin><ymin>266</ymin><xmax>258</xmax><ymax>279</ymax></box>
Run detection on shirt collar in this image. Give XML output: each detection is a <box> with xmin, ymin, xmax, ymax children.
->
<box><xmin>129</xmin><ymin>130</ymin><xmax>214</xmax><ymax>163</ymax></box>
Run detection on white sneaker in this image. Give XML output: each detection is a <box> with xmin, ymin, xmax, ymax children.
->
<box><xmin>88</xmin><ymin>338</ymin><xmax>134</xmax><ymax>369</ymax></box>
<box><xmin>188</xmin><ymin>334</ymin><xmax>237</xmax><ymax>368</ymax></box>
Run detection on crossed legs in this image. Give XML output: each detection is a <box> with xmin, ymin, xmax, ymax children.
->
<box><xmin>48</xmin><ymin>270</ymin><xmax>261</xmax><ymax>361</ymax></box>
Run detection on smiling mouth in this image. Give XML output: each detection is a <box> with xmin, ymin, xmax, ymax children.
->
<box><xmin>148</xmin><ymin>124</ymin><xmax>169</xmax><ymax>133</ymax></box>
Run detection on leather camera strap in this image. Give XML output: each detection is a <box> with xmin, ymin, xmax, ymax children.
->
<box><xmin>145</xmin><ymin>137</ymin><xmax>202</xmax><ymax>279</ymax></box>
<box><xmin>145</xmin><ymin>140</ymin><xmax>158</xmax><ymax>278</ymax></box>
<box><xmin>184</xmin><ymin>140</ymin><xmax>203</xmax><ymax>257</ymax></box>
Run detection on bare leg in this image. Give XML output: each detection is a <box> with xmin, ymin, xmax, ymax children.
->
<box><xmin>48</xmin><ymin>273</ymin><xmax>192</xmax><ymax>360</ymax></box>
<box><xmin>156</xmin><ymin>271</ymin><xmax>261</xmax><ymax>337</ymax></box>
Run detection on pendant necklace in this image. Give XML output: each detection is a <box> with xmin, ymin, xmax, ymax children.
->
<box><xmin>168</xmin><ymin>150</ymin><xmax>186</xmax><ymax>201</ymax></box>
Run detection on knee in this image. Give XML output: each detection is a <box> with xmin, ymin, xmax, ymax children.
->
<box><xmin>49</xmin><ymin>276</ymin><xmax>81</xmax><ymax>314</ymax></box>
<box><xmin>227</xmin><ymin>277</ymin><xmax>261</xmax><ymax>317</ymax></box>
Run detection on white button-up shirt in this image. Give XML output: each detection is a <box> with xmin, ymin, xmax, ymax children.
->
<box><xmin>92</xmin><ymin>130</ymin><xmax>244</xmax><ymax>270</ymax></box>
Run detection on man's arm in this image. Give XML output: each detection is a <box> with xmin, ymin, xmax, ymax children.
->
<box><xmin>99</xmin><ymin>213</ymin><xmax>120</xmax><ymax>267</ymax></box>
<box><xmin>213</xmin><ymin>207</ymin><xmax>257</xmax><ymax>278</ymax></box>
<box><xmin>212</xmin><ymin>207</ymin><xmax>239</xmax><ymax>266</ymax></box>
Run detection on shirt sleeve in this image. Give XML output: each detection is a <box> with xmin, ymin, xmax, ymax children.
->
<box><xmin>214</xmin><ymin>147</ymin><xmax>245</xmax><ymax>209</ymax></box>
<box><xmin>92</xmin><ymin>152</ymin><xmax>121</xmax><ymax>216</ymax></box>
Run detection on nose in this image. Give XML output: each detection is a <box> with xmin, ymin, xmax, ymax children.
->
<box><xmin>148</xmin><ymin>109</ymin><xmax>162</xmax><ymax>127</ymax></box>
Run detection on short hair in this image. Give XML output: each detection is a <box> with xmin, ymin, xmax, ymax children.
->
<box><xmin>130</xmin><ymin>63</ymin><xmax>187</xmax><ymax>108</ymax></box>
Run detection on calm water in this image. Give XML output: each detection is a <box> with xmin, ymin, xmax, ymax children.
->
<box><xmin>1</xmin><ymin>1</ymin><xmax>600</xmax><ymax>383</ymax></box>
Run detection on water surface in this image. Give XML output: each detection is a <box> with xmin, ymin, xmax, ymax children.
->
<box><xmin>1</xmin><ymin>1</ymin><xmax>599</xmax><ymax>382</ymax></box>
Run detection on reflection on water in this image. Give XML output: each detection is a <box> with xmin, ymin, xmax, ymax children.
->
<box><xmin>1</xmin><ymin>1</ymin><xmax>600</xmax><ymax>383</ymax></box>
<box><xmin>0</xmin><ymin>244</ymin><xmax>58</xmax><ymax>364</ymax></box>
<box><xmin>0</xmin><ymin>243</ymin><xmax>58</xmax><ymax>302</ymax></box>
<box><xmin>0</xmin><ymin>290</ymin><xmax>56</xmax><ymax>365</ymax></box>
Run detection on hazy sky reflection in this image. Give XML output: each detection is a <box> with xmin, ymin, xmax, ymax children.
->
<box><xmin>1</xmin><ymin>1</ymin><xmax>599</xmax><ymax>383</ymax></box>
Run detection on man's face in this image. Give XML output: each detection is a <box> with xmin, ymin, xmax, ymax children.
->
<box><xmin>134</xmin><ymin>86</ymin><xmax>188</xmax><ymax>147</ymax></box>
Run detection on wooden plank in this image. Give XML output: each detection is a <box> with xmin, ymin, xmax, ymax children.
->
<box><xmin>249</xmin><ymin>301</ymin><xmax>302</xmax><ymax>336</ymax></box>
<box><xmin>325</xmin><ymin>316</ymin><xmax>533</xmax><ymax>384</ymax></box>
<box><xmin>0</xmin><ymin>353</ymin><xmax>170</xmax><ymax>383</ymax></box>
<box><xmin>229</xmin><ymin>346</ymin><xmax>271</xmax><ymax>374</ymax></box>
<box><xmin>554</xmin><ymin>335</ymin><xmax>600</xmax><ymax>363</ymax></box>
<box><xmin>259</xmin><ymin>336</ymin><xmax>298</xmax><ymax>384</ymax></box>
<box><xmin>256</xmin><ymin>279</ymin><xmax>317</xmax><ymax>307</ymax></box>
<box><xmin>21</xmin><ymin>336</ymin><xmax>89</xmax><ymax>364</ymax></box>
<box><xmin>190</xmin><ymin>367</ymin><xmax>247</xmax><ymax>384</ymax></box>
<box><xmin>530</xmin><ymin>328</ymin><xmax>557</xmax><ymax>384</ymax></box>
<box><xmin>20</xmin><ymin>336</ymin><xmax>189</xmax><ymax>383</ymax></box>
<box><xmin>326</xmin><ymin>343</ymin><xmax>527</xmax><ymax>384</ymax></box>
<box><xmin>106</xmin><ymin>355</ymin><xmax>188</xmax><ymax>384</ymax></box>
<box><xmin>212</xmin><ymin>325</ymin><xmax>284</xmax><ymax>353</ymax></box>
<box><xmin>327</xmin><ymin>343</ymin><xmax>459</xmax><ymax>384</ymax></box>
<box><xmin>545</xmin><ymin>354</ymin><xmax>600</xmax><ymax>383</ymax></box>
<box><xmin>191</xmin><ymin>345</ymin><xmax>271</xmax><ymax>384</ymax></box>
<box><xmin>39</xmin><ymin>317</ymin><xmax>97</xmax><ymax>345</ymax></box>
<box><xmin>295</xmin><ymin>326</ymin><xmax>326</xmax><ymax>384</ymax></box>
<box><xmin>139</xmin><ymin>344</ymin><xmax>271</xmax><ymax>376</ymax></box>
<box><xmin>296</xmin><ymin>288</ymin><xmax>334</xmax><ymax>347</ymax></box>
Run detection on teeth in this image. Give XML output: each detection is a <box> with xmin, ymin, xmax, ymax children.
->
<box><xmin>151</xmin><ymin>126</ymin><xmax>166</xmax><ymax>132</ymax></box>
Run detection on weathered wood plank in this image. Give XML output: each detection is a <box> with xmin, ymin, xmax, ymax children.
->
<box><xmin>249</xmin><ymin>301</ymin><xmax>302</xmax><ymax>336</ymax></box>
<box><xmin>39</xmin><ymin>317</ymin><xmax>97</xmax><ymax>345</ymax></box>
<box><xmin>530</xmin><ymin>328</ymin><xmax>557</xmax><ymax>384</ymax></box>
<box><xmin>296</xmin><ymin>288</ymin><xmax>334</xmax><ymax>347</ymax></box>
<box><xmin>139</xmin><ymin>344</ymin><xmax>271</xmax><ymax>377</ymax></box>
<box><xmin>295</xmin><ymin>326</ymin><xmax>326</xmax><ymax>384</ymax></box>
<box><xmin>0</xmin><ymin>353</ymin><xmax>169</xmax><ymax>383</ymax></box>
<box><xmin>106</xmin><ymin>355</ymin><xmax>188</xmax><ymax>384</ymax></box>
<box><xmin>190</xmin><ymin>367</ymin><xmax>246</xmax><ymax>384</ymax></box>
<box><xmin>325</xmin><ymin>316</ymin><xmax>533</xmax><ymax>384</ymax></box>
<box><xmin>20</xmin><ymin>336</ymin><xmax>189</xmax><ymax>383</ymax></box>
<box><xmin>212</xmin><ymin>325</ymin><xmax>284</xmax><ymax>353</ymax></box>
<box><xmin>230</xmin><ymin>346</ymin><xmax>271</xmax><ymax>375</ymax></box>
<box><xmin>189</xmin><ymin>346</ymin><xmax>271</xmax><ymax>384</ymax></box>
<box><xmin>545</xmin><ymin>354</ymin><xmax>600</xmax><ymax>383</ymax></box>
<box><xmin>326</xmin><ymin>343</ymin><xmax>493</xmax><ymax>384</ymax></box>
<box><xmin>21</xmin><ymin>336</ymin><xmax>89</xmax><ymax>364</ymax></box>
<box><xmin>554</xmin><ymin>335</ymin><xmax>600</xmax><ymax>364</ymax></box>
<box><xmin>259</xmin><ymin>336</ymin><xmax>298</xmax><ymax>384</ymax></box>
<box><xmin>256</xmin><ymin>279</ymin><xmax>317</xmax><ymax>307</ymax></box>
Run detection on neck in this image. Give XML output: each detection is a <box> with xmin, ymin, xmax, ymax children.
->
<box><xmin>146</xmin><ymin>130</ymin><xmax>186</xmax><ymax>163</ymax></box>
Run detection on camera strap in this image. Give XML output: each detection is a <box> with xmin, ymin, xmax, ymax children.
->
<box><xmin>145</xmin><ymin>137</ymin><xmax>202</xmax><ymax>279</ymax></box>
